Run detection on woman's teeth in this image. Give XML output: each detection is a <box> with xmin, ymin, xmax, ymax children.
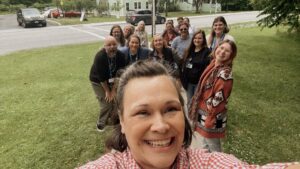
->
<box><xmin>146</xmin><ymin>139</ymin><xmax>172</xmax><ymax>147</ymax></box>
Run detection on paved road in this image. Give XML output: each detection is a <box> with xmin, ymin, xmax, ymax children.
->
<box><xmin>0</xmin><ymin>11</ymin><xmax>261</xmax><ymax>56</ymax></box>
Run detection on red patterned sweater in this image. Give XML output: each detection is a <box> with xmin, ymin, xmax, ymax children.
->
<box><xmin>189</xmin><ymin>59</ymin><xmax>233</xmax><ymax>138</ymax></box>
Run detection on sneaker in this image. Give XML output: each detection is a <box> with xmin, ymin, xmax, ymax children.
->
<box><xmin>96</xmin><ymin>124</ymin><xmax>105</xmax><ymax>132</ymax></box>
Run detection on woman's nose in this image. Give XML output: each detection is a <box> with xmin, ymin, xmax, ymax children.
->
<box><xmin>150</xmin><ymin>115</ymin><xmax>170</xmax><ymax>133</ymax></box>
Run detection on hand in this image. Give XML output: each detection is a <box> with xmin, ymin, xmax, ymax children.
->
<box><xmin>105</xmin><ymin>90</ymin><xmax>111</xmax><ymax>102</ymax></box>
<box><xmin>110</xmin><ymin>89</ymin><xmax>116</xmax><ymax>101</ymax></box>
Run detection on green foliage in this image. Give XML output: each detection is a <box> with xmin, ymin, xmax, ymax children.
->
<box><xmin>257</xmin><ymin>0</ymin><xmax>300</xmax><ymax>32</ymax></box>
<box><xmin>0</xmin><ymin>4</ymin><xmax>9</xmax><ymax>11</ymax></box>
<box><xmin>249</xmin><ymin>0</ymin><xmax>268</xmax><ymax>10</ymax></box>
<box><xmin>96</xmin><ymin>0</ymin><xmax>109</xmax><ymax>16</ymax></box>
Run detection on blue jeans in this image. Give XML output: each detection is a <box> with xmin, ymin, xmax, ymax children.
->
<box><xmin>186</xmin><ymin>83</ymin><xmax>197</xmax><ymax>104</ymax></box>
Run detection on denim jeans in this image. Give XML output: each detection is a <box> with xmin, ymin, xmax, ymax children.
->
<box><xmin>186</xmin><ymin>83</ymin><xmax>198</xmax><ymax>104</ymax></box>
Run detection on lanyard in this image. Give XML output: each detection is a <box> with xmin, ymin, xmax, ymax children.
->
<box><xmin>107</xmin><ymin>55</ymin><xmax>116</xmax><ymax>78</ymax></box>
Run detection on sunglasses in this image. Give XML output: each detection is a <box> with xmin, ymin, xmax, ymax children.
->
<box><xmin>180</xmin><ymin>28</ymin><xmax>188</xmax><ymax>31</ymax></box>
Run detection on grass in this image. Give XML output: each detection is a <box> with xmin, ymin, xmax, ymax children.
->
<box><xmin>0</xmin><ymin>26</ymin><xmax>299</xmax><ymax>168</ymax></box>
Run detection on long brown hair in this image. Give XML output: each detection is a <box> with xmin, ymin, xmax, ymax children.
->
<box><xmin>110</xmin><ymin>25</ymin><xmax>125</xmax><ymax>47</ymax></box>
<box><xmin>183</xmin><ymin>30</ymin><xmax>208</xmax><ymax>63</ymax></box>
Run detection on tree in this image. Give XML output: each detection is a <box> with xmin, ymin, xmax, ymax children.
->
<box><xmin>193</xmin><ymin>0</ymin><xmax>203</xmax><ymax>13</ymax></box>
<box><xmin>257</xmin><ymin>0</ymin><xmax>300</xmax><ymax>32</ymax></box>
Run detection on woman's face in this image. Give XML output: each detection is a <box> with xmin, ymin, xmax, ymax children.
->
<box><xmin>120</xmin><ymin>75</ymin><xmax>185</xmax><ymax>169</ymax></box>
<box><xmin>213</xmin><ymin>21</ymin><xmax>225</xmax><ymax>35</ymax></box>
<box><xmin>153</xmin><ymin>36</ymin><xmax>164</xmax><ymax>50</ymax></box>
<box><xmin>166</xmin><ymin>23</ymin><xmax>173</xmax><ymax>31</ymax></box>
<box><xmin>215</xmin><ymin>42</ymin><xmax>232</xmax><ymax>64</ymax></box>
<box><xmin>138</xmin><ymin>22</ymin><xmax>145</xmax><ymax>31</ymax></box>
<box><xmin>128</xmin><ymin>37</ymin><xmax>140</xmax><ymax>52</ymax></box>
<box><xmin>112</xmin><ymin>27</ymin><xmax>121</xmax><ymax>39</ymax></box>
<box><xmin>123</xmin><ymin>26</ymin><xmax>132</xmax><ymax>37</ymax></box>
<box><xmin>193</xmin><ymin>33</ymin><xmax>204</xmax><ymax>48</ymax></box>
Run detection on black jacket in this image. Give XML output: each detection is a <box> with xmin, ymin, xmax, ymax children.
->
<box><xmin>89</xmin><ymin>48</ymin><xmax>126</xmax><ymax>83</ymax></box>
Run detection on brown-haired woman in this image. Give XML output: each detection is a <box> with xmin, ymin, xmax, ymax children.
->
<box><xmin>206</xmin><ymin>16</ymin><xmax>234</xmax><ymax>50</ymax></box>
<box><xmin>181</xmin><ymin>30</ymin><xmax>211</xmax><ymax>103</ymax></box>
<box><xmin>189</xmin><ymin>39</ymin><xmax>237</xmax><ymax>152</ymax></box>
<box><xmin>110</xmin><ymin>25</ymin><xmax>126</xmax><ymax>48</ymax></box>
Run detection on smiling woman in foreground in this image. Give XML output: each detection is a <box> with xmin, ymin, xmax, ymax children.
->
<box><xmin>79</xmin><ymin>61</ymin><xmax>298</xmax><ymax>169</ymax></box>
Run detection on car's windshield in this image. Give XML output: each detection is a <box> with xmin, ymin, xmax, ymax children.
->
<box><xmin>23</xmin><ymin>9</ymin><xmax>40</xmax><ymax>16</ymax></box>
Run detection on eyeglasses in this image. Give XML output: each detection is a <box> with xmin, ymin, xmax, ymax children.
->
<box><xmin>180</xmin><ymin>28</ymin><xmax>188</xmax><ymax>31</ymax></box>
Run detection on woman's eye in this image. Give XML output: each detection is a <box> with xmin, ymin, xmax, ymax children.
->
<box><xmin>166</xmin><ymin>106</ymin><xmax>179</xmax><ymax>113</ymax></box>
<box><xmin>135</xmin><ymin>111</ymin><xmax>149</xmax><ymax>116</ymax></box>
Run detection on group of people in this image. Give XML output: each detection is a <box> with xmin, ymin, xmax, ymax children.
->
<box><xmin>84</xmin><ymin>16</ymin><xmax>298</xmax><ymax>168</ymax></box>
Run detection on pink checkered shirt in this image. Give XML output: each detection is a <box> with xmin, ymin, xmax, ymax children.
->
<box><xmin>78</xmin><ymin>148</ymin><xmax>294</xmax><ymax>169</ymax></box>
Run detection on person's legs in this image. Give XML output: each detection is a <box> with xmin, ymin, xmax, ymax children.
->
<box><xmin>91</xmin><ymin>82</ymin><xmax>112</xmax><ymax>130</ymax></box>
<box><xmin>186</xmin><ymin>83</ymin><xmax>197</xmax><ymax>103</ymax></box>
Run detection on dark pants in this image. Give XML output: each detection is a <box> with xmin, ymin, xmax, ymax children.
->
<box><xmin>91</xmin><ymin>82</ymin><xmax>116</xmax><ymax>126</ymax></box>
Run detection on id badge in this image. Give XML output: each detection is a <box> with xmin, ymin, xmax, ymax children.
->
<box><xmin>108</xmin><ymin>78</ymin><xmax>114</xmax><ymax>84</ymax></box>
<box><xmin>186</xmin><ymin>63</ymin><xmax>193</xmax><ymax>69</ymax></box>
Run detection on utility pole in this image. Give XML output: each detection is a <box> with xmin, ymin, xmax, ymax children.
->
<box><xmin>152</xmin><ymin>0</ymin><xmax>156</xmax><ymax>37</ymax></box>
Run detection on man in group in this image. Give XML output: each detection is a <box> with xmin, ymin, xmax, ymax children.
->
<box><xmin>89</xmin><ymin>36</ymin><xmax>126</xmax><ymax>132</ymax></box>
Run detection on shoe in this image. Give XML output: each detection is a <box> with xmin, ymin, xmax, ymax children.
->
<box><xmin>96</xmin><ymin>124</ymin><xmax>105</xmax><ymax>132</ymax></box>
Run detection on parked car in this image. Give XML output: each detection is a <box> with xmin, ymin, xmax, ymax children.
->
<box><xmin>17</xmin><ymin>8</ymin><xmax>47</xmax><ymax>28</ymax></box>
<box><xmin>42</xmin><ymin>8</ymin><xmax>63</xmax><ymax>18</ymax></box>
<box><xmin>64</xmin><ymin>11</ymin><xmax>81</xmax><ymax>17</ymax></box>
<box><xmin>126</xmin><ymin>9</ymin><xmax>166</xmax><ymax>25</ymax></box>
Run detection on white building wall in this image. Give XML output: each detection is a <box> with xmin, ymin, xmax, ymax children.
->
<box><xmin>107</xmin><ymin>0</ymin><xmax>151</xmax><ymax>17</ymax></box>
<box><xmin>178</xmin><ymin>1</ymin><xmax>221</xmax><ymax>12</ymax></box>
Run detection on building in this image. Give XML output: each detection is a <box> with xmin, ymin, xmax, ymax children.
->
<box><xmin>98</xmin><ymin>0</ymin><xmax>221</xmax><ymax>17</ymax></box>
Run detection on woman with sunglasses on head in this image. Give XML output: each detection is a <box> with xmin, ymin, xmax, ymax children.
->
<box><xmin>206</xmin><ymin>16</ymin><xmax>234</xmax><ymax>51</ymax></box>
<box><xmin>171</xmin><ymin>22</ymin><xmax>192</xmax><ymax>59</ymax></box>
<box><xmin>119</xmin><ymin>34</ymin><xmax>150</xmax><ymax>65</ymax></box>
<box><xmin>79</xmin><ymin>60</ymin><xmax>298</xmax><ymax>169</ymax></box>
<box><xmin>181</xmin><ymin>30</ymin><xmax>211</xmax><ymax>103</ymax></box>
<box><xmin>110</xmin><ymin>25</ymin><xmax>126</xmax><ymax>49</ymax></box>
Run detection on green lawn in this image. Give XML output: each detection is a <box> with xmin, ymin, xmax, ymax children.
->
<box><xmin>0</xmin><ymin>26</ymin><xmax>299</xmax><ymax>168</ymax></box>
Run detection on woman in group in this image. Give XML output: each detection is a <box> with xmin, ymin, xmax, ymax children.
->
<box><xmin>109</xmin><ymin>25</ymin><xmax>126</xmax><ymax>49</ymax></box>
<box><xmin>206</xmin><ymin>16</ymin><xmax>234</xmax><ymax>50</ymax></box>
<box><xmin>149</xmin><ymin>34</ymin><xmax>181</xmax><ymax>79</ymax></box>
<box><xmin>188</xmin><ymin>39</ymin><xmax>237</xmax><ymax>152</ymax></box>
<box><xmin>123</xmin><ymin>24</ymin><xmax>135</xmax><ymax>45</ymax></box>
<box><xmin>134</xmin><ymin>20</ymin><xmax>149</xmax><ymax>48</ymax></box>
<box><xmin>161</xmin><ymin>20</ymin><xmax>179</xmax><ymax>47</ymax></box>
<box><xmin>79</xmin><ymin>60</ymin><xmax>297</xmax><ymax>169</ymax></box>
<box><xmin>181</xmin><ymin>30</ymin><xmax>211</xmax><ymax>103</ymax></box>
<box><xmin>119</xmin><ymin>34</ymin><xmax>150</xmax><ymax>65</ymax></box>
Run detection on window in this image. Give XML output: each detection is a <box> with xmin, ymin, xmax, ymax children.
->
<box><xmin>146</xmin><ymin>2</ymin><xmax>148</xmax><ymax>9</ymax></box>
<box><xmin>134</xmin><ymin>2</ymin><xmax>137</xmax><ymax>9</ymax></box>
<box><xmin>138</xmin><ymin>2</ymin><xmax>141</xmax><ymax>9</ymax></box>
<box><xmin>126</xmin><ymin>3</ymin><xmax>129</xmax><ymax>11</ymax></box>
